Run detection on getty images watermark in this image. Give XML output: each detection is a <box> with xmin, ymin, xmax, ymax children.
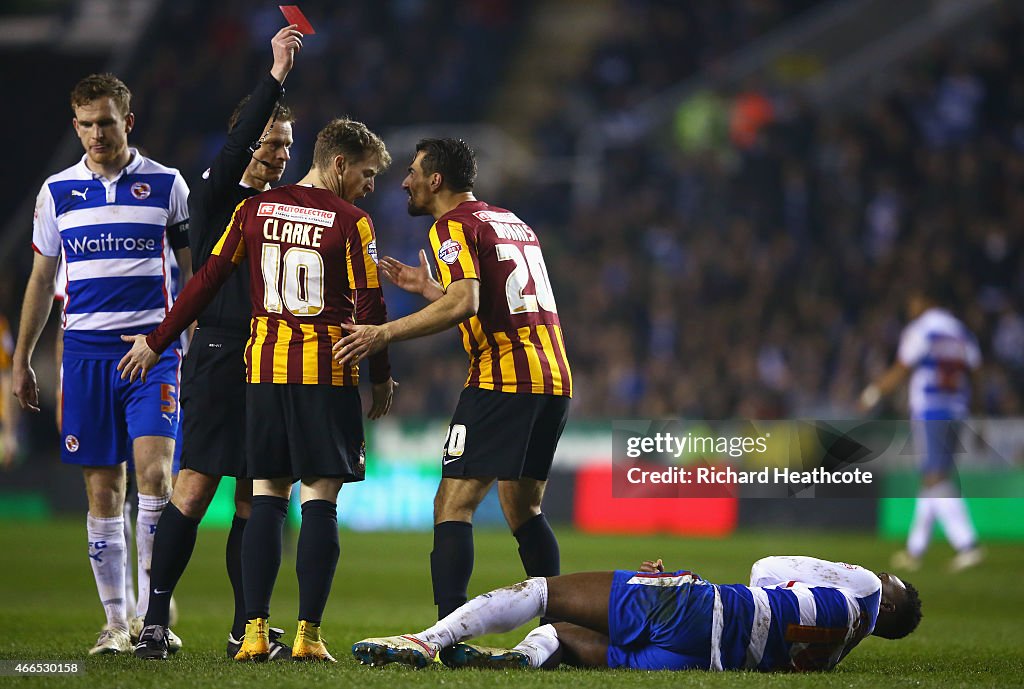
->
<box><xmin>611</xmin><ymin>419</ymin><xmax>1023</xmax><ymax>499</ymax></box>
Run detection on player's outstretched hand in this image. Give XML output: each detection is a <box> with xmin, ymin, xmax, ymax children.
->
<box><xmin>117</xmin><ymin>335</ymin><xmax>159</xmax><ymax>383</ymax></box>
<box><xmin>12</xmin><ymin>363</ymin><xmax>40</xmax><ymax>412</ymax></box>
<box><xmin>639</xmin><ymin>559</ymin><xmax>665</xmax><ymax>573</ymax></box>
<box><xmin>380</xmin><ymin>250</ymin><xmax>442</xmax><ymax>299</ymax></box>
<box><xmin>368</xmin><ymin>377</ymin><xmax>397</xmax><ymax>420</ymax></box>
<box><xmin>334</xmin><ymin>323</ymin><xmax>391</xmax><ymax>366</ymax></box>
<box><xmin>270</xmin><ymin>24</ymin><xmax>304</xmax><ymax>83</ymax></box>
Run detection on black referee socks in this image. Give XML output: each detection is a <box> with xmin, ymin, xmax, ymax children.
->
<box><xmin>144</xmin><ymin>502</ymin><xmax>199</xmax><ymax>628</ymax></box>
<box><xmin>431</xmin><ymin>520</ymin><xmax>475</xmax><ymax>619</ymax></box>
<box><xmin>296</xmin><ymin>499</ymin><xmax>340</xmax><ymax>625</ymax></box>
<box><xmin>226</xmin><ymin>515</ymin><xmax>248</xmax><ymax>639</ymax></box>
<box><xmin>243</xmin><ymin>495</ymin><xmax>289</xmax><ymax>620</ymax></box>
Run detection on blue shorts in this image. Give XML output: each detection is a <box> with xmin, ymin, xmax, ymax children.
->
<box><xmin>606</xmin><ymin>569</ymin><xmax>714</xmax><ymax>670</ymax></box>
<box><xmin>61</xmin><ymin>352</ymin><xmax>181</xmax><ymax>467</ymax></box>
<box><xmin>911</xmin><ymin>419</ymin><xmax>961</xmax><ymax>474</ymax></box>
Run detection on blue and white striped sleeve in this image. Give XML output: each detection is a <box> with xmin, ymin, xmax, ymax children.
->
<box><xmin>31</xmin><ymin>182</ymin><xmax>60</xmax><ymax>257</ymax></box>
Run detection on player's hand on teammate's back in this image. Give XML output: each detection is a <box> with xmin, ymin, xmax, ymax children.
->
<box><xmin>368</xmin><ymin>378</ymin><xmax>398</xmax><ymax>420</ymax></box>
<box><xmin>270</xmin><ymin>24</ymin><xmax>304</xmax><ymax>83</ymax></box>
<box><xmin>379</xmin><ymin>250</ymin><xmax>442</xmax><ymax>299</ymax></box>
<box><xmin>639</xmin><ymin>559</ymin><xmax>665</xmax><ymax>573</ymax></box>
<box><xmin>117</xmin><ymin>335</ymin><xmax>160</xmax><ymax>383</ymax></box>
<box><xmin>12</xmin><ymin>363</ymin><xmax>40</xmax><ymax>412</ymax></box>
<box><xmin>334</xmin><ymin>324</ymin><xmax>391</xmax><ymax>366</ymax></box>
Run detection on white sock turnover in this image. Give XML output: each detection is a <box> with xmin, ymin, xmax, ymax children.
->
<box><xmin>87</xmin><ymin>513</ymin><xmax>128</xmax><ymax>629</ymax></box>
<box><xmin>514</xmin><ymin>623</ymin><xmax>560</xmax><ymax>668</ymax></box>
<box><xmin>135</xmin><ymin>492</ymin><xmax>169</xmax><ymax>619</ymax></box>
<box><xmin>418</xmin><ymin>577</ymin><xmax>548</xmax><ymax>649</ymax></box>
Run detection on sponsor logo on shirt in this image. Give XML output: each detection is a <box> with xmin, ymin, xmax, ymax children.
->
<box><xmin>438</xmin><ymin>239</ymin><xmax>462</xmax><ymax>265</ymax></box>
<box><xmin>367</xmin><ymin>239</ymin><xmax>378</xmax><ymax>264</ymax></box>
<box><xmin>473</xmin><ymin>210</ymin><xmax>525</xmax><ymax>224</ymax></box>
<box><xmin>257</xmin><ymin>202</ymin><xmax>336</xmax><ymax>226</ymax></box>
<box><xmin>64</xmin><ymin>234</ymin><xmax>158</xmax><ymax>254</ymax></box>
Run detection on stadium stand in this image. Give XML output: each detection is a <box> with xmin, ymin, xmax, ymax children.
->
<box><xmin>1</xmin><ymin>0</ymin><xmax>1021</xmax><ymax>427</ymax></box>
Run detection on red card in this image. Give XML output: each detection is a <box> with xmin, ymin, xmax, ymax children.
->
<box><xmin>279</xmin><ymin>5</ymin><xmax>315</xmax><ymax>34</ymax></box>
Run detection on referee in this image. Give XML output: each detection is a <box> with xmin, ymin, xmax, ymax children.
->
<box><xmin>134</xmin><ymin>24</ymin><xmax>303</xmax><ymax>660</ymax></box>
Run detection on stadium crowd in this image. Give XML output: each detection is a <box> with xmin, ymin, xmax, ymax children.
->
<box><xmin>536</xmin><ymin>2</ymin><xmax>1024</xmax><ymax>420</ymax></box>
<box><xmin>2</xmin><ymin>0</ymin><xmax>1022</xmax><ymax>432</ymax></box>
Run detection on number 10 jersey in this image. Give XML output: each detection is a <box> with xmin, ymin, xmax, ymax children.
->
<box><xmin>147</xmin><ymin>184</ymin><xmax>389</xmax><ymax>387</ymax></box>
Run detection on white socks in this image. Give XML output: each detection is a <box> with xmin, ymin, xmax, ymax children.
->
<box><xmin>87</xmin><ymin>514</ymin><xmax>127</xmax><ymax>629</ymax></box>
<box><xmin>418</xmin><ymin>577</ymin><xmax>549</xmax><ymax>649</ymax></box>
<box><xmin>908</xmin><ymin>481</ymin><xmax>978</xmax><ymax>556</ymax></box>
<box><xmin>932</xmin><ymin>495</ymin><xmax>978</xmax><ymax>551</ymax></box>
<box><xmin>514</xmin><ymin>624</ymin><xmax>561</xmax><ymax>668</ymax></box>
<box><xmin>123</xmin><ymin>501</ymin><xmax>137</xmax><ymax>616</ymax></box>
<box><xmin>135</xmin><ymin>493</ymin><xmax>170</xmax><ymax>619</ymax></box>
<box><xmin>906</xmin><ymin>494</ymin><xmax>935</xmax><ymax>557</ymax></box>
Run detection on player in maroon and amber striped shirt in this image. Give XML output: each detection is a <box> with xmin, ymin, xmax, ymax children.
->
<box><xmin>429</xmin><ymin>201</ymin><xmax>571</xmax><ymax>396</ymax></box>
<box><xmin>129</xmin><ymin>182</ymin><xmax>387</xmax><ymax>388</ymax></box>
<box><xmin>208</xmin><ymin>187</ymin><xmax>386</xmax><ymax>387</ymax></box>
<box><xmin>336</xmin><ymin>139</ymin><xmax>570</xmax><ymax>647</ymax></box>
<box><xmin>119</xmin><ymin>118</ymin><xmax>396</xmax><ymax>663</ymax></box>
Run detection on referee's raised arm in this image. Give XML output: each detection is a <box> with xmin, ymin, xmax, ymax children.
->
<box><xmin>132</xmin><ymin>22</ymin><xmax>302</xmax><ymax>662</ymax></box>
<box><xmin>189</xmin><ymin>24</ymin><xmax>302</xmax><ymax>264</ymax></box>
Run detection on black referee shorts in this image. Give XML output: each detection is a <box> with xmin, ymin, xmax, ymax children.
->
<box><xmin>245</xmin><ymin>383</ymin><xmax>366</xmax><ymax>481</ymax></box>
<box><xmin>179</xmin><ymin>327</ymin><xmax>248</xmax><ymax>478</ymax></box>
<box><xmin>440</xmin><ymin>386</ymin><xmax>570</xmax><ymax>481</ymax></box>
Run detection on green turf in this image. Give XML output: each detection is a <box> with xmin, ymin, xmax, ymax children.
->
<box><xmin>1</xmin><ymin>521</ymin><xmax>1022</xmax><ymax>688</ymax></box>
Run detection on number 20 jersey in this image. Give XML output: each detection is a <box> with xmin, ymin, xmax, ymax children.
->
<box><xmin>429</xmin><ymin>200</ymin><xmax>571</xmax><ymax>397</ymax></box>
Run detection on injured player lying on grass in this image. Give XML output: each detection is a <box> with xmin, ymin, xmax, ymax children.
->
<box><xmin>353</xmin><ymin>555</ymin><xmax>921</xmax><ymax>672</ymax></box>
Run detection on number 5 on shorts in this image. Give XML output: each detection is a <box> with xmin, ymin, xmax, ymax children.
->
<box><xmin>443</xmin><ymin>423</ymin><xmax>467</xmax><ymax>461</ymax></box>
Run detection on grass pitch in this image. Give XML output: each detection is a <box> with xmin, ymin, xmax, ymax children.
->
<box><xmin>1</xmin><ymin>520</ymin><xmax>1021</xmax><ymax>688</ymax></box>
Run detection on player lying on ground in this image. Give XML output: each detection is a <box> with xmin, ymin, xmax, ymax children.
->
<box><xmin>353</xmin><ymin>555</ymin><xmax>920</xmax><ymax>672</ymax></box>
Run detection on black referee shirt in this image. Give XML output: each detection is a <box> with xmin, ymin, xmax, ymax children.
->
<box><xmin>187</xmin><ymin>73</ymin><xmax>285</xmax><ymax>334</ymax></box>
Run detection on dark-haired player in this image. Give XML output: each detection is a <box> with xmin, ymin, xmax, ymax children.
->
<box><xmin>859</xmin><ymin>285</ymin><xmax>984</xmax><ymax>573</ymax></box>
<box><xmin>335</xmin><ymin>138</ymin><xmax>571</xmax><ymax>642</ymax></box>
<box><xmin>132</xmin><ymin>24</ymin><xmax>302</xmax><ymax>661</ymax></box>
<box><xmin>354</xmin><ymin>555</ymin><xmax>922</xmax><ymax>672</ymax></box>
<box><xmin>118</xmin><ymin>116</ymin><xmax>396</xmax><ymax>663</ymax></box>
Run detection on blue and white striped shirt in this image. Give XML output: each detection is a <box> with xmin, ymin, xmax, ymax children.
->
<box><xmin>897</xmin><ymin>308</ymin><xmax>981</xmax><ymax>420</ymax></box>
<box><xmin>33</xmin><ymin>149</ymin><xmax>189</xmax><ymax>358</ymax></box>
<box><xmin>710</xmin><ymin>556</ymin><xmax>881</xmax><ymax>671</ymax></box>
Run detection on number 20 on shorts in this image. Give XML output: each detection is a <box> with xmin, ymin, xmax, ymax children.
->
<box><xmin>444</xmin><ymin>424</ymin><xmax>467</xmax><ymax>459</ymax></box>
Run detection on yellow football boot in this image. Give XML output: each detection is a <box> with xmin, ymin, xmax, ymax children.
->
<box><xmin>291</xmin><ymin>620</ymin><xmax>336</xmax><ymax>663</ymax></box>
<box><xmin>233</xmin><ymin>618</ymin><xmax>270</xmax><ymax>662</ymax></box>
